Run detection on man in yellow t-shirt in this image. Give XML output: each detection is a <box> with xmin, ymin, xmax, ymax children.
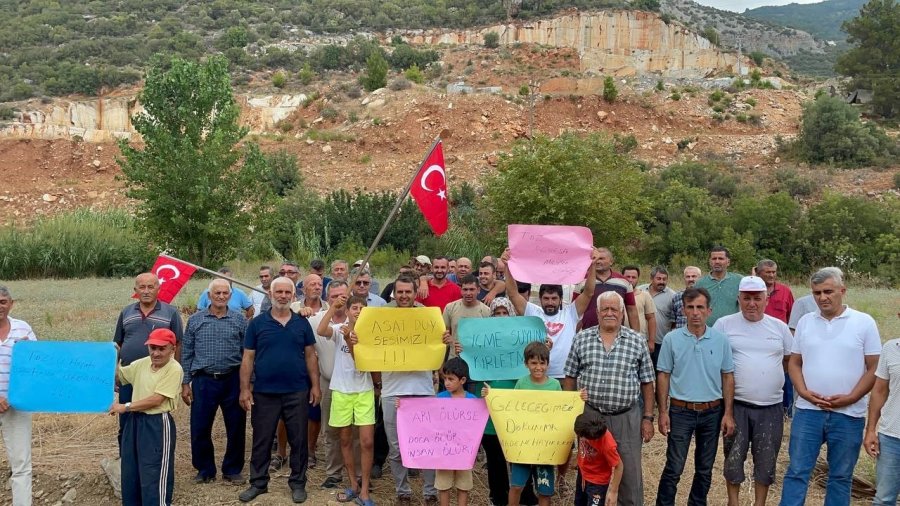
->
<box><xmin>110</xmin><ymin>328</ymin><xmax>183</xmax><ymax>506</ymax></box>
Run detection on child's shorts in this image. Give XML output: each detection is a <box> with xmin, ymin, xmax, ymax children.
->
<box><xmin>330</xmin><ymin>390</ymin><xmax>376</xmax><ymax>427</ymax></box>
<box><xmin>434</xmin><ymin>469</ymin><xmax>474</xmax><ymax>491</ymax></box>
<box><xmin>575</xmin><ymin>469</ymin><xmax>610</xmax><ymax>506</ymax></box>
<box><xmin>510</xmin><ymin>463</ymin><xmax>555</xmax><ymax>496</ymax></box>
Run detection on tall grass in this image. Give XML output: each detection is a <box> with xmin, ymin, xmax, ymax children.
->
<box><xmin>0</xmin><ymin>209</ymin><xmax>155</xmax><ymax>279</ymax></box>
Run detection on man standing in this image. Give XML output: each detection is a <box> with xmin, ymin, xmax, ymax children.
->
<box><xmin>864</xmin><ymin>312</ymin><xmax>900</xmax><ymax>505</ymax></box>
<box><xmin>111</xmin><ymin>328</ymin><xmax>183</xmax><ymax>506</ymax></box>
<box><xmin>695</xmin><ymin>247</ymin><xmax>742</xmax><ymax>325</ymax></box>
<box><xmin>564</xmin><ymin>291</ymin><xmax>656</xmax><ymax>506</ymax></box>
<box><xmin>780</xmin><ymin>267</ymin><xmax>881</xmax><ymax>506</ymax></box>
<box><xmin>292</xmin><ymin>274</ymin><xmax>327</xmax><ymax>316</ymax></box>
<box><xmin>380</xmin><ymin>275</ymin><xmax>439</xmax><ymax>504</ymax></box>
<box><xmin>350</xmin><ymin>268</ymin><xmax>387</xmax><ymax>307</ymax></box>
<box><xmin>182</xmin><ymin>279</ymin><xmax>247</xmax><ymax>485</ymax></box>
<box><xmin>417</xmin><ymin>256</ymin><xmax>462</xmax><ymax>312</ymax></box>
<box><xmin>113</xmin><ymin>273</ymin><xmax>183</xmax><ymax>442</ymax></box>
<box><xmin>442</xmin><ymin>275</ymin><xmax>490</xmax><ymax>358</ymax></box>
<box><xmin>476</xmin><ymin>261</ymin><xmax>505</xmax><ymax>305</ymax></box>
<box><xmin>353</xmin><ymin>260</ymin><xmax>380</xmax><ymax>295</ymax></box>
<box><xmin>713</xmin><ymin>276</ymin><xmax>792</xmax><ymax>506</ymax></box>
<box><xmin>250</xmin><ymin>266</ymin><xmax>273</xmax><ymax>317</ymax></box>
<box><xmin>671</xmin><ymin>266</ymin><xmax>702</xmax><ymax>330</ymax></box>
<box><xmin>196</xmin><ymin>267</ymin><xmax>254</xmax><ymax>319</ymax></box>
<box><xmin>0</xmin><ymin>286</ymin><xmax>35</xmax><ymax>506</ymax></box>
<box><xmin>638</xmin><ymin>266</ymin><xmax>676</xmax><ymax>367</ymax></box>
<box><xmin>579</xmin><ymin>248</ymin><xmax>639</xmax><ymax>331</ymax></box>
<box><xmin>238</xmin><ymin>277</ymin><xmax>321</xmax><ymax>503</ymax></box>
<box><xmin>622</xmin><ymin>265</ymin><xmax>658</xmax><ymax>352</ymax></box>
<box><xmin>449</xmin><ymin>257</ymin><xmax>473</xmax><ymax>285</ymax></box>
<box><xmin>331</xmin><ymin>260</ymin><xmax>350</xmax><ymax>283</ymax></box>
<box><xmin>757</xmin><ymin>259</ymin><xmax>796</xmax><ymax>416</ymax></box>
<box><xmin>656</xmin><ymin>287</ymin><xmax>735</xmax><ymax>506</ymax></box>
<box><xmin>298</xmin><ymin>259</ymin><xmax>331</xmax><ymax>293</ymax></box>
<box><xmin>260</xmin><ymin>263</ymin><xmax>302</xmax><ymax>314</ymax></box>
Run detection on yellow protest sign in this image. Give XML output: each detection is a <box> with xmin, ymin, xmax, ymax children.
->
<box><xmin>486</xmin><ymin>389</ymin><xmax>584</xmax><ymax>465</ymax></box>
<box><xmin>353</xmin><ymin>307</ymin><xmax>447</xmax><ymax>371</ymax></box>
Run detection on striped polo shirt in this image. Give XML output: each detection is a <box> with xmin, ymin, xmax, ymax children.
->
<box><xmin>113</xmin><ymin>301</ymin><xmax>183</xmax><ymax>365</ymax></box>
<box><xmin>1</xmin><ymin>317</ymin><xmax>37</xmax><ymax>398</ymax></box>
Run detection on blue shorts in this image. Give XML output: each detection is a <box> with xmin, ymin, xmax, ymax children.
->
<box><xmin>510</xmin><ymin>463</ymin><xmax>555</xmax><ymax>496</ymax></box>
<box><xmin>575</xmin><ymin>469</ymin><xmax>609</xmax><ymax>506</ymax></box>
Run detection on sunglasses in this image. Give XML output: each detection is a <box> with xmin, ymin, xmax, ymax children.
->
<box><xmin>279</xmin><ymin>270</ymin><xmax>298</xmax><ymax>275</ymax></box>
<box><xmin>355</xmin><ymin>280</ymin><xmax>371</xmax><ymax>286</ymax></box>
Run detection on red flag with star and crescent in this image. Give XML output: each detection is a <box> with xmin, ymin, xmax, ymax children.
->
<box><xmin>409</xmin><ymin>141</ymin><xmax>449</xmax><ymax>236</ymax></box>
<box><xmin>132</xmin><ymin>255</ymin><xmax>197</xmax><ymax>303</ymax></box>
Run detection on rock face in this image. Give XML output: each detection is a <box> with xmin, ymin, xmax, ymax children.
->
<box><xmin>405</xmin><ymin>10</ymin><xmax>742</xmax><ymax>77</ymax></box>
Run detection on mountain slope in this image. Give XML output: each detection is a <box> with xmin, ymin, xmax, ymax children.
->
<box><xmin>743</xmin><ymin>0</ymin><xmax>867</xmax><ymax>41</ymax></box>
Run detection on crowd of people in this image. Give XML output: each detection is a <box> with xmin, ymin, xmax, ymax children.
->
<box><xmin>0</xmin><ymin>246</ymin><xmax>898</xmax><ymax>506</ymax></box>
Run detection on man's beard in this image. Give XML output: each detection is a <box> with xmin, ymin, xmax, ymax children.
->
<box><xmin>543</xmin><ymin>305</ymin><xmax>560</xmax><ymax>316</ymax></box>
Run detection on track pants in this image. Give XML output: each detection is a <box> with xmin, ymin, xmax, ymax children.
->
<box><xmin>120</xmin><ymin>411</ymin><xmax>176</xmax><ymax>506</ymax></box>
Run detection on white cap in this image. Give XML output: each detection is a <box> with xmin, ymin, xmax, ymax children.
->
<box><xmin>739</xmin><ymin>275</ymin><xmax>767</xmax><ymax>292</ymax></box>
<box><xmin>415</xmin><ymin>255</ymin><xmax>432</xmax><ymax>265</ymax></box>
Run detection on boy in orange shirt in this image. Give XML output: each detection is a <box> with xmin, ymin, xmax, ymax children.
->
<box><xmin>574</xmin><ymin>407</ymin><xmax>623</xmax><ymax>506</ymax></box>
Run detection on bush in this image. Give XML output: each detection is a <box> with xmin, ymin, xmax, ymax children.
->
<box><xmin>894</xmin><ymin>172</ymin><xmax>900</xmax><ymax>190</ymax></box>
<box><xmin>519</xmin><ymin>84</ymin><xmax>530</xmax><ymax>96</ymax></box>
<box><xmin>775</xmin><ymin>168</ymin><xmax>819</xmax><ymax>197</ymax></box>
<box><xmin>272</xmin><ymin>71</ymin><xmax>286</xmax><ymax>88</ymax></box>
<box><xmin>656</xmin><ymin>80</ymin><xmax>665</xmax><ymax>91</ymax></box>
<box><xmin>404</xmin><ymin>64</ymin><xmax>424</xmax><ymax>84</ymax></box>
<box><xmin>483</xmin><ymin>31</ymin><xmax>500</xmax><ymax>49</ymax></box>
<box><xmin>602</xmin><ymin>76</ymin><xmax>618</xmax><ymax>103</ymax></box>
<box><xmin>709</xmin><ymin>90</ymin><xmax>724</xmax><ymax>102</ymax></box>
<box><xmin>745</xmin><ymin>97</ymin><xmax>757</xmax><ymax>108</ymax></box>
<box><xmin>670</xmin><ymin>91</ymin><xmax>681</xmax><ymax>101</ymax></box>
<box><xmin>298</xmin><ymin>63</ymin><xmax>315</xmax><ymax>85</ymax></box>
<box><xmin>388</xmin><ymin>44</ymin><xmax>439</xmax><ymax>71</ymax></box>
<box><xmin>361</xmin><ymin>52</ymin><xmax>388</xmax><ymax>92</ymax></box>
<box><xmin>797</xmin><ymin>96</ymin><xmax>896</xmax><ymax>166</ymax></box>
<box><xmin>388</xmin><ymin>77</ymin><xmax>411</xmax><ymax>91</ymax></box>
<box><xmin>749</xmin><ymin>51</ymin><xmax>766</xmax><ymax>66</ymax></box>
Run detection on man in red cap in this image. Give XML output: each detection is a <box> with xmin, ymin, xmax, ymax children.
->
<box><xmin>110</xmin><ymin>328</ymin><xmax>183</xmax><ymax>506</ymax></box>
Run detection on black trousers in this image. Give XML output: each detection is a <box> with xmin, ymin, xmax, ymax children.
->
<box><xmin>190</xmin><ymin>372</ymin><xmax>246</xmax><ymax>478</ymax></box>
<box><xmin>374</xmin><ymin>394</ymin><xmax>389</xmax><ymax>467</ymax></box>
<box><xmin>482</xmin><ymin>433</ymin><xmax>539</xmax><ymax>506</ymax></box>
<box><xmin>249</xmin><ymin>391</ymin><xmax>310</xmax><ymax>491</ymax></box>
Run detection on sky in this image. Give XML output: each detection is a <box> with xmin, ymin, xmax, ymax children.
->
<box><xmin>692</xmin><ymin>0</ymin><xmax>825</xmax><ymax>12</ymax></box>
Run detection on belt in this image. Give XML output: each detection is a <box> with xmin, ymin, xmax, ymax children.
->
<box><xmin>599</xmin><ymin>405</ymin><xmax>632</xmax><ymax>417</ymax></box>
<box><xmin>196</xmin><ymin>368</ymin><xmax>238</xmax><ymax>380</ymax></box>
<box><xmin>670</xmin><ymin>398</ymin><xmax>721</xmax><ymax>411</ymax></box>
<box><xmin>735</xmin><ymin>400</ymin><xmax>779</xmax><ymax>409</ymax></box>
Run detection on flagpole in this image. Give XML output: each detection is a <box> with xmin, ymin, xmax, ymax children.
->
<box><xmin>350</xmin><ymin>136</ymin><xmax>442</xmax><ymax>286</ymax></box>
<box><xmin>160</xmin><ymin>254</ymin><xmax>268</xmax><ymax>296</ymax></box>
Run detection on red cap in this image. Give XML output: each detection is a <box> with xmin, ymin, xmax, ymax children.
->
<box><xmin>145</xmin><ymin>328</ymin><xmax>176</xmax><ymax>347</ymax></box>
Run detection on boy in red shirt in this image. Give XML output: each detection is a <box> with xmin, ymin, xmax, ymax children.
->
<box><xmin>574</xmin><ymin>407</ymin><xmax>623</xmax><ymax>506</ymax></box>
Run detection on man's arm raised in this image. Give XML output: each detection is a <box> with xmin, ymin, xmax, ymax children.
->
<box><xmin>500</xmin><ymin>248</ymin><xmax>527</xmax><ymax>316</ymax></box>
<box><xmin>573</xmin><ymin>248</ymin><xmax>599</xmax><ymax>317</ymax></box>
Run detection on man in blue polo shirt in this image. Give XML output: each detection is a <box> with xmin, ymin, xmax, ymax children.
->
<box><xmin>238</xmin><ymin>276</ymin><xmax>321</xmax><ymax>504</ymax></box>
<box><xmin>196</xmin><ymin>267</ymin><xmax>254</xmax><ymax>319</ymax></box>
<box><xmin>655</xmin><ymin>286</ymin><xmax>735</xmax><ymax>506</ymax></box>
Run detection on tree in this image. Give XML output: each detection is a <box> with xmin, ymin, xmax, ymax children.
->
<box><xmin>483</xmin><ymin>31</ymin><xmax>500</xmax><ymax>49</ymax></box>
<box><xmin>482</xmin><ymin>134</ymin><xmax>650</xmax><ymax>251</ymax></box>
<box><xmin>633</xmin><ymin>0</ymin><xmax>661</xmax><ymax>11</ymax></box>
<box><xmin>835</xmin><ymin>0</ymin><xmax>899</xmax><ymax>118</ymax></box>
<box><xmin>362</xmin><ymin>52</ymin><xmax>388</xmax><ymax>91</ymax></box>
<box><xmin>797</xmin><ymin>95</ymin><xmax>895</xmax><ymax>166</ymax></box>
<box><xmin>117</xmin><ymin>55</ymin><xmax>269</xmax><ymax>266</ymax></box>
<box><xmin>603</xmin><ymin>76</ymin><xmax>618</xmax><ymax>103</ymax></box>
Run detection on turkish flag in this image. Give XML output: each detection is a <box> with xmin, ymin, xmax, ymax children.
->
<box><xmin>132</xmin><ymin>255</ymin><xmax>197</xmax><ymax>303</ymax></box>
<box><xmin>409</xmin><ymin>141</ymin><xmax>449</xmax><ymax>236</ymax></box>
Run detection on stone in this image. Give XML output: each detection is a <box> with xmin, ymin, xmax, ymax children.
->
<box><xmin>597</xmin><ymin>111</ymin><xmax>609</xmax><ymax>122</ymax></box>
<box><xmin>62</xmin><ymin>488</ymin><xmax>76</xmax><ymax>503</ymax></box>
<box><xmin>321</xmin><ymin>144</ymin><xmax>332</xmax><ymax>153</ymax></box>
<box><xmin>42</xmin><ymin>194</ymin><xmax>57</xmax><ymax>202</ymax></box>
<box><xmin>366</xmin><ymin>99</ymin><xmax>386</xmax><ymax>109</ymax></box>
<box><xmin>100</xmin><ymin>457</ymin><xmax>122</xmax><ymax>499</ymax></box>
<box><xmin>92</xmin><ymin>160</ymin><xmax>101</xmax><ymax>168</ymax></box>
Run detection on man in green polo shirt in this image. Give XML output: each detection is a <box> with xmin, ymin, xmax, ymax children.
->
<box><xmin>695</xmin><ymin>246</ymin><xmax>742</xmax><ymax>325</ymax></box>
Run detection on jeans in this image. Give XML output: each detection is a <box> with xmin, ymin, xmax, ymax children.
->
<box><xmin>382</xmin><ymin>395</ymin><xmax>437</xmax><ymax>497</ymax></box>
<box><xmin>779</xmin><ymin>408</ymin><xmax>864</xmax><ymax>506</ymax></box>
<box><xmin>783</xmin><ymin>372</ymin><xmax>794</xmax><ymax>416</ymax></box>
<box><xmin>656</xmin><ymin>404</ymin><xmax>723</xmax><ymax>506</ymax></box>
<box><xmin>873</xmin><ymin>432</ymin><xmax>900</xmax><ymax>505</ymax></box>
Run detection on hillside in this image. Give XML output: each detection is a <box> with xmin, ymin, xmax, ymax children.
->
<box><xmin>743</xmin><ymin>0</ymin><xmax>867</xmax><ymax>41</ymax></box>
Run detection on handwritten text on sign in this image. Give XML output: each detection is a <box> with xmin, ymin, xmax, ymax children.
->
<box><xmin>397</xmin><ymin>397</ymin><xmax>489</xmax><ymax>470</ymax></box>
<box><xmin>458</xmin><ymin>316</ymin><xmax>546</xmax><ymax>381</ymax></box>
<box><xmin>507</xmin><ymin>224</ymin><xmax>594</xmax><ymax>285</ymax></box>
<box><xmin>9</xmin><ymin>341</ymin><xmax>117</xmax><ymax>413</ymax></box>
<box><xmin>486</xmin><ymin>389</ymin><xmax>584</xmax><ymax>465</ymax></box>
<box><xmin>353</xmin><ymin>307</ymin><xmax>447</xmax><ymax>371</ymax></box>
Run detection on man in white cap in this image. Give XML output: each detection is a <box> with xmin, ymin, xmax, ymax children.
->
<box><xmin>713</xmin><ymin>276</ymin><xmax>793</xmax><ymax>506</ymax></box>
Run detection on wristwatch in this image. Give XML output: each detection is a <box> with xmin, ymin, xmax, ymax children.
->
<box><xmin>642</xmin><ymin>415</ymin><xmax>654</xmax><ymax>422</ymax></box>
<box><xmin>124</xmin><ymin>402</ymin><xmax>132</xmax><ymax>412</ymax></box>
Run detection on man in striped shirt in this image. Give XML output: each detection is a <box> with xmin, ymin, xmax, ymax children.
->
<box><xmin>0</xmin><ymin>285</ymin><xmax>36</xmax><ymax>506</ymax></box>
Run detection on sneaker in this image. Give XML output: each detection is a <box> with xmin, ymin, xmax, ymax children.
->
<box><xmin>291</xmin><ymin>488</ymin><xmax>308</xmax><ymax>503</ymax></box>
<box><xmin>269</xmin><ymin>454</ymin><xmax>286</xmax><ymax>472</ymax></box>
<box><xmin>193</xmin><ymin>474</ymin><xmax>215</xmax><ymax>484</ymax></box>
<box><xmin>223</xmin><ymin>474</ymin><xmax>246</xmax><ymax>485</ymax></box>
<box><xmin>238</xmin><ymin>486</ymin><xmax>268</xmax><ymax>503</ymax></box>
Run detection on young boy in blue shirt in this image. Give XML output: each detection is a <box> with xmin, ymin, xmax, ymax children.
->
<box><xmin>434</xmin><ymin>357</ymin><xmax>477</xmax><ymax>506</ymax></box>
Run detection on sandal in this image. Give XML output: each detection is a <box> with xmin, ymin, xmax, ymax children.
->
<box><xmin>337</xmin><ymin>488</ymin><xmax>359</xmax><ymax>503</ymax></box>
<box><xmin>355</xmin><ymin>498</ymin><xmax>376</xmax><ymax>506</ymax></box>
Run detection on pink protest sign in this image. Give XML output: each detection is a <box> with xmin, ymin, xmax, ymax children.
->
<box><xmin>397</xmin><ymin>397</ymin><xmax>489</xmax><ymax>470</ymax></box>
<box><xmin>507</xmin><ymin>224</ymin><xmax>594</xmax><ymax>284</ymax></box>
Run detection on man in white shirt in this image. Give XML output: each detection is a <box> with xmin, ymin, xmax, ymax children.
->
<box><xmin>250</xmin><ymin>266</ymin><xmax>273</xmax><ymax>317</ymax></box>
<box><xmin>714</xmin><ymin>276</ymin><xmax>792</xmax><ymax>506</ymax></box>
<box><xmin>864</xmin><ymin>312</ymin><xmax>900</xmax><ymax>505</ymax></box>
<box><xmin>780</xmin><ymin>267</ymin><xmax>881</xmax><ymax>506</ymax></box>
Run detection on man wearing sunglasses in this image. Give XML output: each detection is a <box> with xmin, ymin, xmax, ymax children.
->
<box><xmin>350</xmin><ymin>268</ymin><xmax>386</xmax><ymax>307</ymax></box>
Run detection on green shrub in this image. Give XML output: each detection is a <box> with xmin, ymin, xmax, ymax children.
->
<box><xmin>404</xmin><ymin>64</ymin><xmax>424</xmax><ymax>84</ymax></box>
<box><xmin>894</xmin><ymin>172</ymin><xmax>900</xmax><ymax>190</ymax></box>
<box><xmin>749</xmin><ymin>51</ymin><xmax>766</xmax><ymax>66</ymax></box>
<box><xmin>602</xmin><ymin>76</ymin><xmax>618</xmax><ymax>103</ymax></box>
<box><xmin>388</xmin><ymin>77</ymin><xmax>411</xmax><ymax>91</ymax></box>
<box><xmin>775</xmin><ymin>168</ymin><xmax>819</xmax><ymax>197</ymax></box>
<box><xmin>361</xmin><ymin>52</ymin><xmax>388</xmax><ymax>91</ymax></box>
<box><xmin>519</xmin><ymin>84</ymin><xmax>530</xmax><ymax>97</ymax></box>
<box><xmin>709</xmin><ymin>90</ymin><xmax>724</xmax><ymax>102</ymax></box>
<box><xmin>656</xmin><ymin>80</ymin><xmax>665</xmax><ymax>91</ymax></box>
<box><xmin>745</xmin><ymin>97</ymin><xmax>757</xmax><ymax>108</ymax></box>
<box><xmin>614</xmin><ymin>133</ymin><xmax>639</xmax><ymax>153</ymax></box>
<box><xmin>736</xmin><ymin>113</ymin><xmax>748</xmax><ymax>123</ymax></box>
<box><xmin>321</xmin><ymin>107</ymin><xmax>339</xmax><ymax>120</ymax></box>
<box><xmin>483</xmin><ymin>31</ymin><xmax>500</xmax><ymax>49</ymax></box>
<box><xmin>298</xmin><ymin>63</ymin><xmax>315</xmax><ymax>85</ymax></box>
<box><xmin>272</xmin><ymin>71</ymin><xmax>286</xmax><ymax>88</ymax></box>
<box><xmin>797</xmin><ymin>96</ymin><xmax>896</xmax><ymax>166</ymax></box>
<box><xmin>670</xmin><ymin>91</ymin><xmax>681</xmax><ymax>101</ymax></box>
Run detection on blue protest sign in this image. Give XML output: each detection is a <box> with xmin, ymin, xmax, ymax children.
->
<box><xmin>458</xmin><ymin>316</ymin><xmax>546</xmax><ymax>381</ymax></box>
<box><xmin>8</xmin><ymin>341</ymin><xmax>117</xmax><ymax>413</ymax></box>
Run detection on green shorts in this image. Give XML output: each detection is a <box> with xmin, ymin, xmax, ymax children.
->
<box><xmin>330</xmin><ymin>390</ymin><xmax>376</xmax><ymax>428</ymax></box>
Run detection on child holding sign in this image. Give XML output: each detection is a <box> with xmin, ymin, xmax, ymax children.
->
<box><xmin>434</xmin><ymin>357</ymin><xmax>478</xmax><ymax>506</ymax></box>
<box><xmin>574</xmin><ymin>407</ymin><xmax>623</xmax><ymax>506</ymax></box>
<box><xmin>317</xmin><ymin>295</ymin><xmax>376</xmax><ymax>506</ymax></box>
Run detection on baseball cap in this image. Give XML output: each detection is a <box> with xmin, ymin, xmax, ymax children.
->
<box><xmin>145</xmin><ymin>328</ymin><xmax>177</xmax><ymax>347</ymax></box>
<box><xmin>738</xmin><ymin>275</ymin><xmax>766</xmax><ymax>292</ymax></box>
<box><xmin>353</xmin><ymin>259</ymin><xmax>369</xmax><ymax>269</ymax></box>
<box><xmin>415</xmin><ymin>255</ymin><xmax>432</xmax><ymax>265</ymax></box>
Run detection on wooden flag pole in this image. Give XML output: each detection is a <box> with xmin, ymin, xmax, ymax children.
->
<box><xmin>349</xmin><ymin>137</ymin><xmax>442</xmax><ymax>287</ymax></box>
<box><xmin>160</xmin><ymin>254</ymin><xmax>268</xmax><ymax>296</ymax></box>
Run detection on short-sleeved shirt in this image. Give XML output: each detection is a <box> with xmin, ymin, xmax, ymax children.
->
<box><xmin>443</xmin><ymin>300</ymin><xmax>490</xmax><ymax>358</ymax></box>
<box><xmin>671</xmin><ymin>291</ymin><xmax>687</xmax><ymax>329</ymax></box>
<box><xmin>329</xmin><ymin>322</ymin><xmax>373</xmax><ymax>394</ymax></box>
<box><xmin>308</xmin><ymin>311</ymin><xmax>339</xmax><ymax>382</ymax></box>
<box><xmin>695</xmin><ymin>272</ymin><xmax>742</xmax><ymax>325</ymax></box>
<box><xmin>0</xmin><ymin>317</ymin><xmax>37</xmax><ymax>398</ymax></box>
<box><xmin>475</xmin><ymin>378</ymin><xmax>516</xmax><ymax>435</ymax></box>
<box><xmin>788</xmin><ymin>294</ymin><xmax>817</xmax><ymax>330</ymax></box>
<box><xmin>524</xmin><ymin>302</ymin><xmax>580</xmax><ymax>379</ymax></box>
<box><xmin>113</xmin><ymin>301</ymin><xmax>184</xmax><ymax>366</ymax></box>
<box><xmin>366</xmin><ymin>293</ymin><xmax>387</xmax><ymax>308</ymax></box>
<box><xmin>418</xmin><ymin>281</ymin><xmax>462</xmax><ymax>312</ymax></box>
<box><xmin>792</xmin><ymin>306</ymin><xmax>881</xmax><ymax>417</ymax></box>
<box><xmin>515</xmin><ymin>375</ymin><xmax>561</xmax><ymax>392</ymax></box>
<box><xmin>477</xmin><ymin>285</ymin><xmax>505</xmax><ymax>302</ymax></box>
<box><xmin>875</xmin><ymin>339</ymin><xmax>900</xmax><ymax>439</ymax></box>
<box><xmin>197</xmin><ymin>288</ymin><xmax>253</xmax><ymax>312</ymax></box>
<box><xmin>657</xmin><ymin>326</ymin><xmax>735</xmax><ymax>402</ymax></box>
<box><xmin>117</xmin><ymin>357</ymin><xmax>183</xmax><ymax>414</ymax></box>
<box><xmin>714</xmin><ymin>313</ymin><xmax>792</xmax><ymax>406</ymax></box>
<box><xmin>381</xmin><ymin>301</ymin><xmax>435</xmax><ymax>397</ymax></box>
<box><xmin>564</xmin><ymin>326</ymin><xmax>655</xmax><ymax>414</ymax></box>
<box><xmin>182</xmin><ymin>309</ymin><xmax>246</xmax><ymax>383</ymax></box>
<box><xmin>244</xmin><ymin>310</ymin><xmax>316</xmax><ymax>394</ymax></box>
<box><xmin>639</xmin><ymin>285</ymin><xmax>676</xmax><ymax>344</ymax></box>
<box><xmin>578</xmin><ymin>431</ymin><xmax>621</xmax><ymax>486</ymax></box>
<box><xmin>628</xmin><ymin>289</ymin><xmax>657</xmax><ymax>339</ymax></box>
<box><xmin>764</xmin><ymin>282</ymin><xmax>794</xmax><ymax>324</ymax></box>
<box><xmin>437</xmin><ymin>390</ymin><xmax>477</xmax><ymax>399</ymax></box>
<box><xmin>250</xmin><ymin>285</ymin><xmax>269</xmax><ymax>317</ymax></box>
<box><xmin>580</xmin><ymin>273</ymin><xmax>636</xmax><ymax>330</ymax></box>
